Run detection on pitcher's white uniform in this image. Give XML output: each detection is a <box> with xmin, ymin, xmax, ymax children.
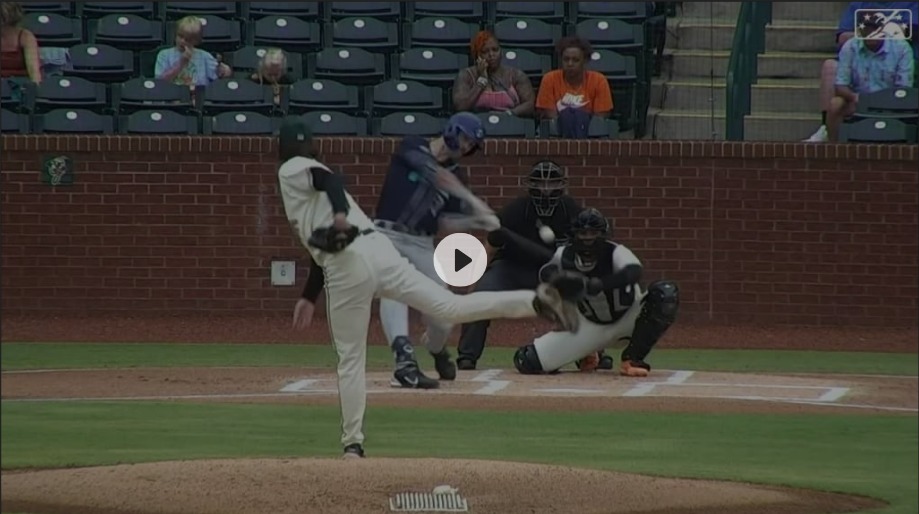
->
<box><xmin>531</xmin><ymin>243</ymin><xmax>645</xmax><ymax>372</ymax></box>
<box><xmin>278</xmin><ymin>156</ymin><xmax>550</xmax><ymax>449</ymax></box>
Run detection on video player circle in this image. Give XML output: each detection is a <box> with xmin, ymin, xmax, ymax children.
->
<box><xmin>433</xmin><ymin>233</ymin><xmax>488</xmax><ymax>288</ymax></box>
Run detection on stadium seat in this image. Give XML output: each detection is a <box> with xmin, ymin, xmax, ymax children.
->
<box><xmin>112</xmin><ymin>77</ymin><xmax>195</xmax><ymax>114</ymax></box>
<box><xmin>247</xmin><ymin>2</ymin><xmax>321</xmax><ymax>20</ymax></box>
<box><xmin>589</xmin><ymin>50</ymin><xmax>638</xmax><ymax>82</ymax></box>
<box><xmin>248</xmin><ymin>16</ymin><xmax>322</xmax><ymax>54</ymax></box>
<box><xmin>225</xmin><ymin>46</ymin><xmax>304</xmax><ymax>78</ymax></box>
<box><xmin>200</xmin><ymin>78</ymin><xmax>277</xmax><ymax>115</ymax></box>
<box><xmin>477</xmin><ymin>112</ymin><xmax>536</xmax><ymax>138</ymax></box>
<box><xmin>839</xmin><ymin>118</ymin><xmax>917</xmax><ymax>143</ymax></box>
<box><xmin>1</xmin><ymin>108</ymin><xmax>29</xmax><ymax>133</ymax></box>
<box><xmin>373</xmin><ymin>112</ymin><xmax>446</xmax><ymax>137</ymax></box>
<box><xmin>366</xmin><ymin>79</ymin><xmax>444</xmax><ymax>116</ymax></box>
<box><xmin>90</xmin><ymin>14</ymin><xmax>165</xmax><ymax>52</ymax></box>
<box><xmin>77</xmin><ymin>2</ymin><xmax>158</xmax><ymax>19</ymax></box>
<box><xmin>21</xmin><ymin>13</ymin><xmax>82</xmax><ymax>47</ymax></box>
<box><xmin>163</xmin><ymin>2</ymin><xmax>240</xmax><ymax>19</ymax></box>
<box><xmin>119</xmin><ymin>109</ymin><xmax>200</xmax><ymax>134</ymax></box>
<box><xmin>66</xmin><ymin>44</ymin><xmax>136</xmax><ymax>82</ymax></box>
<box><xmin>19</xmin><ymin>2</ymin><xmax>73</xmax><ymax>15</ymax></box>
<box><xmin>404</xmin><ymin>17</ymin><xmax>480</xmax><ymax>51</ymax></box>
<box><xmin>33</xmin><ymin>109</ymin><xmax>115</xmax><ymax>134</ymax></box>
<box><xmin>325</xmin><ymin>2</ymin><xmax>402</xmax><ymax>21</ymax></box>
<box><xmin>492</xmin><ymin>18</ymin><xmax>562</xmax><ymax>55</ymax></box>
<box><xmin>570</xmin><ymin>2</ymin><xmax>650</xmax><ymax>22</ymax></box>
<box><xmin>853</xmin><ymin>87</ymin><xmax>919</xmax><ymax>122</ymax></box>
<box><xmin>326</xmin><ymin>16</ymin><xmax>400</xmax><ymax>52</ymax></box>
<box><xmin>491</xmin><ymin>2</ymin><xmax>566</xmax><ymax>23</ymax></box>
<box><xmin>574</xmin><ymin>18</ymin><xmax>644</xmax><ymax>54</ymax></box>
<box><xmin>306</xmin><ymin>47</ymin><xmax>387</xmax><ymax>86</ymax></box>
<box><xmin>392</xmin><ymin>48</ymin><xmax>468</xmax><ymax>88</ymax></box>
<box><xmin>540</xmin><ymin>116</ymin><xmax>621</xmax><ymax>139</ymax></box>
<box><xmin>204</xmin><ymin>111</ymin><xmax>281</xmax><ymax>135</ymax></box>
<box><xmin>29</xmin><ymin>77</ymin><xmax>108</xmax><ymax>114</ymax></box>
<box><xmin>299</xmin><ymin>111</ymin><xmax>369</xmax><ymax>136</ymax></box>
<box><xmin>284</xmin><ymin>78</ymin><xmax>361</xmax><ymax>114</ymax></box>
<box><xmin>1</xmin><ymin>78</ymin><xmax>22</xmax><ymax>111</ymax></box>
<box><xmin>405</xmin><ymin>2</ymin><xmax>485</xmax><ymax>22</ymax></box>
<box><xmin>501</xmin><ymin>48</ymin><xmax>551</xmax><ymax>86</ymax></box>
<box><xmin>165</xmin><ymin>14</ymin><xmax>242</xmax><ymax>54</ymax></box>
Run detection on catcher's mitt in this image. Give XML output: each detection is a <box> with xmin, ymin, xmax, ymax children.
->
<box><xmin>308</xmin><ymin>225</ymin><xmax>360</xmax><ymax>253</ymax></box>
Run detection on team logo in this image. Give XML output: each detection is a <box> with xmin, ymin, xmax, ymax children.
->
<box><xmin>855</xmin><ymin>9</ymin><xmax>913</xmax><ymax>40</ymax></box>
<box><xmin>40</xmin><ymin>155</ymin><xmax>74</xmax><ymax>186</ymax></box>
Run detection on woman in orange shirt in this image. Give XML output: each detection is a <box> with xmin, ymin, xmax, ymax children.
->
<box><xmin>536</xmin><ymin>36</ymin><xmax>613</xmax><ymax>138</ymax></box>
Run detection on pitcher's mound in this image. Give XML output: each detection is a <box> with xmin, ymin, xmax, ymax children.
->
<box><xmin>1</xmin><ymin>458</ymin><xmax>882</xmax><ymax>514</ymax></box>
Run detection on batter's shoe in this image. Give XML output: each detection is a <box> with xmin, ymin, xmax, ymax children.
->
<box><xmin>391</xmin><ymin>365</ymin><xmax>440</xmax><ymax>389</ymax></box>
<box><xmin>619</xmin><ymin>359</ymin><xmax>651</xmax><ymax>377</ymax></box>
<box><xmin>431</xmin><ymin>349</ymin><xmax>457</xmax><ymax>381</ymax></box>
<box><xmin>597</xmin><ymin>352</ymin><xmax>614</xmax><ymax>370</ymax></box>
<box><xmin>342</xmin><ymin>443</ymin><xmax>365</xmax><ymax>459</ymax></box>
<box><xmin>534</xmin><ymin>283</ymin><xmax>580</xmax><ymax>333</ymax></box>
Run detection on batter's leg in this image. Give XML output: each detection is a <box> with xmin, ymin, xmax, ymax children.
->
<box><xmin>515</xmin><ymin>313</ymin><xmax>613</xmax><ymax>373</ymax></box>
<box><xmin>322</xmin><ymin>250</ymin><xmax>377</xmax><ymax>454</ymax></box>
<box><xmin>455</xmin><ymin>260</ymin><xmax>520</xmax><ymax>369</ymax></box>
<box><xmin>401</xmin><ymin>239</ymin><xmax>456</xmax><ymax>380</ymax></box>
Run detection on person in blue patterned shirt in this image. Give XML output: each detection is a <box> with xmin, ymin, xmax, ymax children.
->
<box><xmin>826</xmin><ymin>17</ymin><xmax>915</xmax><ymax>142</ymax></box>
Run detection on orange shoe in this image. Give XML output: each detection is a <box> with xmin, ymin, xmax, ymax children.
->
<box><xmin>576</xmin><ymin>352</ymin><xmax>600</xmax><ymax>372</ymax></box>
<box><xmin>619</xmin><ymin>359</ymin><xmax>651</xmax><ymax>377</ymax></box>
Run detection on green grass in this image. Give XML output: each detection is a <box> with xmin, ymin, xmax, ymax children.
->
<box><xmin>2</xmin><ymin>343</ymin><xmax>917</xmax><ymax>375</ymax></box>
<box><xmin>2</xmin><ymin>402</ymin><xmax>917</xmax><ymax>514</ymax></box>
<box><xmin>2</xmin><ymin>343</ymin><xmax>917</xmax><ymax>514</ymax></box>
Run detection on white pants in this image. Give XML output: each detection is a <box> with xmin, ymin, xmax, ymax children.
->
<box><xmin>323</xmin><ymin>232</ymin><xmax>539</xmax><ymax>447</ymax></box>
<box><xmin>376</xmin><ymin>226</ymin><xmax>451</xmax><ymax>354</ymax></box>
<box><xmin>533</xmin><ymin>288</ymin><xmax>646</xmax><ymax>372</ymax></box>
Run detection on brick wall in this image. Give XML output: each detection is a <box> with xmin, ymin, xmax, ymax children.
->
<box><xmin>1</xmin><ymin>135</ymin><xmax>916</xmax><ymax>327</ymax></box>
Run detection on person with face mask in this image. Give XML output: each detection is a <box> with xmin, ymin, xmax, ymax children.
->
<box><xmin>454</xmin><ymin>160</ymin><xmax>581</xmax><ymax>370</ymax></box>
<box><xmin>535</xmin><ymin>35</ymin><xmax>613</xmax><ymax>138</ymax></box>
<box><xmin>512</xmin><ymin>208</ymin><xmax>680</xmax><ymax>377</ymax></box>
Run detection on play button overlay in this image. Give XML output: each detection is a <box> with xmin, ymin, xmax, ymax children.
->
<box><xmin>433</xmin><ymin>233</ymin><xmax>487</xmax><ymax>287</ymax></box>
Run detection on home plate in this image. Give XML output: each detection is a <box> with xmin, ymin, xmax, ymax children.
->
<box><xmin>534</xmin><ymin>388</ymin><xmax>605</xmax><ymax>394</ymax></box>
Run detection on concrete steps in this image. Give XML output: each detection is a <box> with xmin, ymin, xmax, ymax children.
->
<box><xmin>664</xmin><ymin>49</ymin><xmax>834</xmax><ymax>80</ymax></box>
<box><xmin>672</xmin><ymin>19</ymin><xmax>838</xmax><ymax>53</ymax></box>
<box><xmin>651</xmin><ymin>78</ymin><xmax>820</xmax><ymax>114</ymax></box>
<box><xmin>681</xmin><ymin>1</ymin><xmax>848</xmax><ymax>24</ymax></box>
<box><xmin>648</xmin><ymin>108</ymin><xmax>821</xmax><ymax>141</ymax></box>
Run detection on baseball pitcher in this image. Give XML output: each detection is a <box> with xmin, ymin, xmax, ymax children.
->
<box><xmin>512</xmin><ymin>208</ymin><xmax>680</xmax><ymax>377</ymax></box>
<box><xmin>277</xmin><ymin>120</ymin><xmax>586</xmax><ymax>459</ymax></box>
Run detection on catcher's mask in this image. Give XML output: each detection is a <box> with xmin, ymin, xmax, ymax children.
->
<box><xmin>571</xmin><ymin>207</ymin><xmax>610</xmax><ymax>270</ymax></box>
<box><xmin>527</xmin><ymin>160</ymin><xmax>567</xmax><ymax>217</ymax></box>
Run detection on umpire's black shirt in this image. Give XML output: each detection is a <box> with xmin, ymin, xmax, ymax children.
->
<box><xmin>487</xmin><ymin>195</ymin><xmax>580</xmax><ymax>269</ymax></box>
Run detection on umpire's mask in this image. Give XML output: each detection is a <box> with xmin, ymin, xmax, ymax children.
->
<box><xmin>527</xmin><ymin>160</ymin><xmax>567</xmax><ymax>217</ymax></box>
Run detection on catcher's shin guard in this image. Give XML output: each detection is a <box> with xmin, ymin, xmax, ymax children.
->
<box><xmin>621</xmin><ymin>280</ymin><xmax>679</xmax><ymax>368</ymax></box>
<box><xmin>513</xmin><ymin>344</ymin><xmax>545</xmax><ymax>375</ymax></box>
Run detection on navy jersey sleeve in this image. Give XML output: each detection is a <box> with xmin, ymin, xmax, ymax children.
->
<box><xmin>395</xmin><ymin>135</ymin><xmax>441</xmax><ymax>184</ymax></box>
<box><xmin>441</xmin><ymin>167</ymin><xmax>470</xmax><ymax>214</ymax></box>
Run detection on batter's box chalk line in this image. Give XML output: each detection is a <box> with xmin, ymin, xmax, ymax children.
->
<box><xmin>390</xmin><ymin>490</ymin><xmax>469</xmax><ymax>512</ymax></box>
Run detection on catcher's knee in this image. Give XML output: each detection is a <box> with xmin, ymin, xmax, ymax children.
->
<box><xmin>630</xmin><ymin>280</ymin><xmax>679</xmax><ymax>352</ymax></box>
<box><xmin>513</xmin><ymin>344</ymin><xmax>544</xmax><ymax>375</ymax></box>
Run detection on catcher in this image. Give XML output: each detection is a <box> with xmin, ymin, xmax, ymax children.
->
<box><xmin>277</xmin><ymin>119</ymin><xmax>587</xmax><ymax>459</ymax></box>
<box><xmin>512</xmin><ymin>207</ymin><xmax>680</xmax><ymax>377</ymax></box>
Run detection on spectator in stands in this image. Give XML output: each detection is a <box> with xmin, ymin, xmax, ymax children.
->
<box><xmin>249</xmin><ymin>48</ymin><xmax>293</xmax><ymax>105</ymax></box>
<box><xmin>451</xmin><ymin>31</ymin><xmax>535</xmax><ymax>118</ymax></box>
<box><xmin>805</xmin><ymin>1</ymin><xmax>918</xmax><ymax>142</ymax></box>
<box><xmin>155</xmin><ymin>16</ymin><xmax>231</xmax><ymax>88</ymax></box>
<box><xmin>536</xmin><ymin>36</ymin><xmax>613</xmax><ymax>138</ymax></box>
<box><xmin>825</xmin><ymin>16</ymin><xmax>915</xmax><ymax>142</ymax></box>
<box><xmin>0</xmin><ymin>1</ymin><xmax>41</xmax><ymax>84</ymax></box>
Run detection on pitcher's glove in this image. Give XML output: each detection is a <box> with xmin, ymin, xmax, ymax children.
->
<box><xmin>308</xmin><ymin>225</ymin><xmax>360</xmax><ymax>253</ymax></box>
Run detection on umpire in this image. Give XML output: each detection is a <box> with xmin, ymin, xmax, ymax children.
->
<box><xmin>455</xmin><ymin>160</ymin><xmax>580</xmax><ymax>370</ymax></box>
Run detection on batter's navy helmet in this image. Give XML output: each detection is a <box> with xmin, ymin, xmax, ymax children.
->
<box><xmin>443</xmin><ymin>112</ymin><xmax>486</xmax><ymax>151</ymax></box>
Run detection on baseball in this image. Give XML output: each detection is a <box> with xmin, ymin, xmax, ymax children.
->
<box><xmin>539</xmin><ymin>225</ymin><xmax>555</xmax><ymax>244</ymax></box>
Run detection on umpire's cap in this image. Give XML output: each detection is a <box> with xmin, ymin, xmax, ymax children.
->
<box><xmin>278</xmin><ymin>118</ymin><xmax>315</xmax><ymax>160</ymax></box>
